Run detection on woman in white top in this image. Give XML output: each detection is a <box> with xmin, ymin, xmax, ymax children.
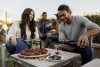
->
<box><xmin>6</xmin><ymin>8</ymin><xmax>39</xmax><ymax>54</ymax></box>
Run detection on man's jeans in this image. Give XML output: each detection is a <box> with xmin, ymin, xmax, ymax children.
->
<box><xmin>74</xmin><ymin>47</ymin><xmax>92</xmax><ymax>65</ymax></box>
<box><xmin>62</xmin><ymin>47</ymin><xmax>92</xmax><ymax>65</ymax></box>
<box><xmin>6</xmin><ymin>38</ymin><xmax>31</xmax><ymax>54</ymax></box>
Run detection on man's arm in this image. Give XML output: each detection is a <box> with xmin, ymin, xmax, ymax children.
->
<box><xmin>78</xmin><ymin>16</ymin><xmax>100</xmax><ymax>48</ymax></box>
<box><xmin>83</xmin><ymin>27</ymin><xmax>100</xmax><ymax>37</ymax></box>
<box><xmin>78</xmin><ymin>27</ymin><xmax>100</xmax><ymax>48</ymax></box>
<box><xmin>78</xmin><ymin>22</ymin><xmax>100</xmax><ymax>48</ymax></box>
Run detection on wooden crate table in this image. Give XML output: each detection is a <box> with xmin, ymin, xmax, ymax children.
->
<box><xmin>10</xmin><ymin>48</ymin><xmax>81</xmax><ymax>67</ymax></box>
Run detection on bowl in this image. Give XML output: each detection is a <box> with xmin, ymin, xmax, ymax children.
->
<box><xmin>46</xmin><ymin>55</ymin><xmax>63</xmax><ymax>62</ymax></box>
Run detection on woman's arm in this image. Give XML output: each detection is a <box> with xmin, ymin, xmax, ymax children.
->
<box><xmin>6</xmin><ymin>21</ymin><xmax>20</xmax><ymax>41</ymax></box>
<box><xmin>6</xmin><ymin>24</ymin><xmax>16</xmax><ymax>41</ymax></box>
<box><xmin>6</xmin><ymin>21</ymin><xmax>20</xmax><ymax>46</ymax></box>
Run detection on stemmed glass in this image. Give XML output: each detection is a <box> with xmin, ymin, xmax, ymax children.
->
<box><xmin>54</xmin><ymin>43</ymin><xmax>62</xmax><ymax>55</ymax></box>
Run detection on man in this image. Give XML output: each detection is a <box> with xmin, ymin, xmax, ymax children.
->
<box><xmin>57</xmin><ymin>4</ymin><xmax>100</xmax><ymax>65</ymax></box>
<box><xmin>37</xmin><ymin>12</ymin><xmax>51</xmax><ymax>47</ymax></box>
<box><xmin>38</xmin><ymin>12</ymin><xmax>51</xmax><ymax>39</ymax></box>
<box><xmin>46</xmin><ymin>20</ymin><xmax>59</xmax><ymax>48</ymax></box>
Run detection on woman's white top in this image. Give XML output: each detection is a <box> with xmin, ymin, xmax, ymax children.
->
<box><xmin>6</xmin><ymin>21</ymin><xmax>39</xmax><ymax>41</ymax></box>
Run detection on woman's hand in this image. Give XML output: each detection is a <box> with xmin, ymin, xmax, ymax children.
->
<box><xmin>77</xmin><ymin>34</ymin><xmax>89</xmax><ymax>48</ymax></box>
<box><xmin>11</xmin><ymin>36</ymin><xmax>17</xmax><ymax>46</ymax></box>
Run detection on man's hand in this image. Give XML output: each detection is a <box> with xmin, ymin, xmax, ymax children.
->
<box><xmin>11</xmin><ymin>36</ymin><xmax>17</xmax><ymax>46</ymax></box>
<box><xmin>78</xmin><ymin>34</ymin><xmax>89</xmax><ymax>48</ymax></box>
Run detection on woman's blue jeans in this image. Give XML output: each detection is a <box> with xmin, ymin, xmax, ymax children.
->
<box><xmin>6</xmin><ymin>38</ymin><xmax>31</xmax><ymax>54</ymax></box>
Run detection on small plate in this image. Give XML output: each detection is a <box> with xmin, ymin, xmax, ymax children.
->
<box><xmin>46</xmin><ymin>55</ymin><xmax>63</xmax><ymax>62</ymax></box>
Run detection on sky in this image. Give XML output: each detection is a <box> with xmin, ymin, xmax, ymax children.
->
<box><xmin>0</xmin><ymin>0</ymin><xmax>100</xmax><ymax>20</ymax></box>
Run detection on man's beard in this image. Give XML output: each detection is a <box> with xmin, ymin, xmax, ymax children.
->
<box><xmin>61</xmin><ymin>17</ymin><xmax>71</xmax><ymax>24</ymax></box>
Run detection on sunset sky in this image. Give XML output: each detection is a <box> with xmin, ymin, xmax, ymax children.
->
<box><xmin>0</xmin><ymin>0</ymin><xmax>100</xmax><ymax>20</ymax></box>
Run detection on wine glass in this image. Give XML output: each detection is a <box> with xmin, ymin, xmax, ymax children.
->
<box><xmin>54</xmin><ymin>44</ymin><xmax>62</xmax><ymax>55</ymax></box>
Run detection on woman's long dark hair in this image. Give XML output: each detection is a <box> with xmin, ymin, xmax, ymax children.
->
<box><xmin>20</xmin><ymin>8</ymin><xmax>36</xmax><ymax>40</ymax></box>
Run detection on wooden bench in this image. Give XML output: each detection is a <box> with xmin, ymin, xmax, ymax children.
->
<box><xmin>92</xmin><ymin>43</ymin><xmax>100</xmax><ymax>58</ymax></box>
<box><xmin>81</xmin><ymin>58</ymin><xmax>100</xmax><ymax>67</ymax></box>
